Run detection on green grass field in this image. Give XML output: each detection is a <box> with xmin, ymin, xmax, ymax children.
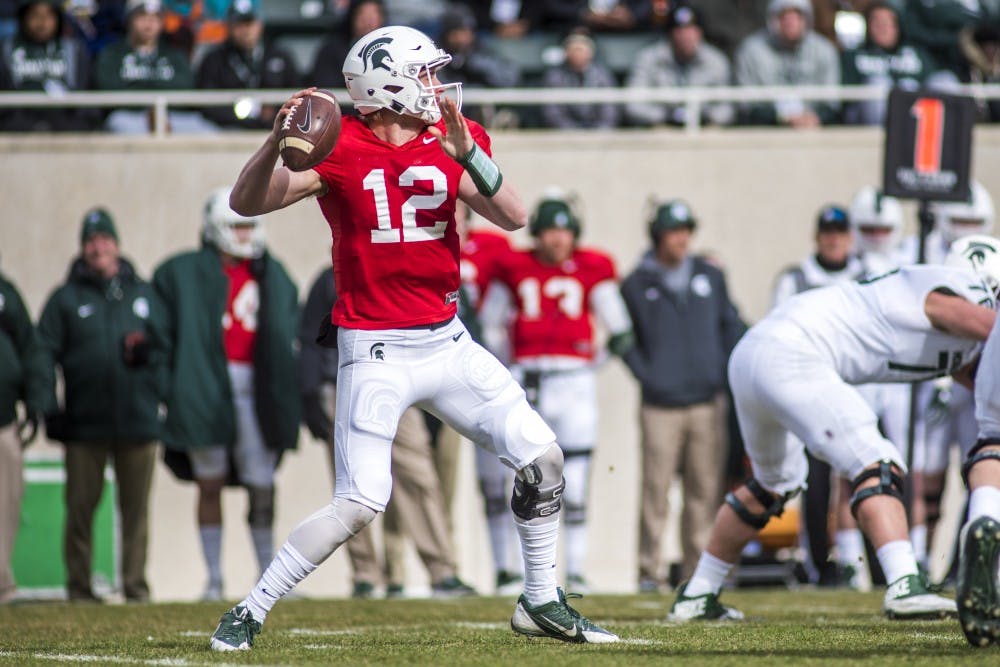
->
<box><xmin>0</xmin><ymin>589</ymin><xmax>996</xmax><ymax>666</ymax></box>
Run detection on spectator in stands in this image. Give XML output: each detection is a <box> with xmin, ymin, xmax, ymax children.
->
<box><xmin>436</xmin><ymin>4</ymin><xmax>521</xmax><ymax>126</ymax></box>
<box><xmin>902</xmin><ymin>0</ymin><xmax>996</xmax><ymax>80</ymax></box>
<box><xmin>841</xmin><ymin>2</ymin><xmax>936</xmax><ymax>125</ymax></box>
<box><xmin>298</xmin><ymin>267</ymin><xmax>477</xmax><ymax>600</ymax></box>
<box><xmin>620</xmin><ymin>199</ymin><xmax>745</xmax><ymax>592</ymax></box>
<box><xmin>0</xmin><ymin>268</ymin><xmax>46</xmax><ymax>606</ymax></box>
<box><xmin>533</xmin><ymin>0</ymin><xmax>647</xmax><ymax>33</ymax></box>
<box><xmin>161</xmin><ymin>0</ymin><xmax>232</xmax><ymax>60</ymax></box>
<box><xmin>734</xmin><ymin>0</ymin><xmax>841</xmax><ymax>127</ymax></box>
<box><xmin>94</xmin><ymin>0</ymin><xmax>216</xmax><ymax>133</ymax></box>
<box><xmin>0</xmin><ymin>0</ymin><xmax>17</xmax><ymax>40</ymax></box>
<box><xmin>153</xmin><ymin>188</ymin><xmax>300</xmax><ymax>601</ymax></box>
<box><xmin>309</xmin><ymin>0</ymin><xmax>384</xmax><ymax>89</ymax></box>
<box><xmin>0</xmin><ymin>0</ymin><xmax>96</xmax><ymax>131</ymax></box>
<box><xmin>541</xmin><ymin>29</ymin><xmax>619</xmax><ymax>129</ymax></box>
<box><xmin>625</xmin><ymin>5</ymin><xmax>735</xmax><ymax>127</ymax></box>
<box><xmin>383</xmin><ymin>0</ymin><xmax>447</xmax><ymax>36</ymax></box>
<box><xmin>38</xmin><ymin>208</ymin><xmax>165</xmax><ymax>603</ymax></box>
<box><xmin>690</xmin><ymin>0</ymin><xmax>768</xmax><ymax>57</ymax></box>
<box><xmin>63</xmin><ymin>0</ymin><xmax>127</xmax><ymax>57</ymax></box>
<box><xmin>196</xmin><ymin>0</ymin><xmax>299</xmax><ymax>129</ymax></box>
<box><xmin>960</xmin><ymin>21</ymin><xmax>1000</xmax><ymax>121</ymax></box>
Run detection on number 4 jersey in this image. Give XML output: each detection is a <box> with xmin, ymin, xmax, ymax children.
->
<box><xmin>486</xmin><ymin>248</ymin><xmax>631</xmax><ymax>366</ymax></box>
<box><xmin>312</xmin><ymin>115</ymin><xmax>493</xmax><ymax>329</ymax></box>
<box><xmin>759</xmin><ymin>265</ymin><xmax>994</xmax><ymax>385</ymax></box>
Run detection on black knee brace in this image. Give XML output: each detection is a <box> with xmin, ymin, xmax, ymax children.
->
<box><xmin>962</xmin><ymin>438</ymin><xmax>1000</xmax><ymax>487</ymax></box>
<box><xmin>725</xmin><ymin>478</ymin><xmax>794</xmax><ymax>530</ymax></box>
<box><xmin>247</xmin><ymin>485</ymin><xmax>275</xmax><ymax>528</ymax></box>
<box><xmin>511</xmin><ymin>462</ymin><xmax>566</xmax><ymax>521</ymax></box>
<box><xmin>849</xmin><ymin>459</ymin><xmax>904</xmax><ymax>518</ymax></box>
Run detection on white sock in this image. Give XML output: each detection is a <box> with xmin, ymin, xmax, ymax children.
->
<box><xmin>515</xmin><ymin>516</ymin><xmax>559</xmax><ymax>606</ymax></box>
<box><xmin>251</xmin><ymin>527</ymin><xmax>273</xmax><ymax>575</ymax></box>
<box><xmin>835</xmin><ymin>529</ymin><xmax>865</xmax><ymax>567</ymax></box>
<box><xmin>564</xmin><ymin>521</ymin><xmax>587</xmax><ymax>579</ymax></box>
<box><xmin>909</xmin><ymin>524</ymin><xmax>928</xmax><ymax>566</ymax></box>
<box><xmin>968</xmin><ymin>485</ymin><xmax>1000</xmax><ymax>524</ymax></box>
<box><xmin>875</xmin><ymin>540</ymin><xmax>919</xmax><ymax>584</ymax></box>
<box><xmin>200</xmin><ymin>525</ymin><xmax>223</xmax><ymax>588</ymax></box>
<box><xmin>684</xmin><ymin>552</ymin><xmax>734</xmax><ymax>597</ymax></box>
<box><xmin>243</xmin><ymin>543</ymin><xmax>317</xmax><ymax>624</ymax></box>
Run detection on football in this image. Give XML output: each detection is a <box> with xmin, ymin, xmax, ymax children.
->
<box><xmin>278</xmin><ymin>89</ymin><xmax>341</xmax><ymax>172</ymax></box>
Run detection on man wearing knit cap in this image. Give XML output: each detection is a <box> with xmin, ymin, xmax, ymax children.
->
<box><xmin>38</xmin><ymin>207</ymin><xmax>165</xmax><ymax>603</ymax></box>
<box><xmin>734</xmin><ymin>0</ymin><xmax>840</xmax><ymax>127</ymax></box>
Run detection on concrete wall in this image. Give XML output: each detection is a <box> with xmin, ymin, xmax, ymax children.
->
<box><xmin>2</xmin><ymin>127</ymin><xmax>996</xmax><ymax>600</ymax></box>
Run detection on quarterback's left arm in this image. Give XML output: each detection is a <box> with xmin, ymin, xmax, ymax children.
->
<box><xmin>590</xmin><ymin>279</ymin><xmax>635</xmax><ymax>357</ymax></box>
<box><xmin>429</xmin><ymin>97</ymin><xmax>527</xmax><ymax>232</ymax></box>
<box><xmin>925</xmin><ymin>290</ymin><xmax>996</xmax><ymax>341</ymax></box>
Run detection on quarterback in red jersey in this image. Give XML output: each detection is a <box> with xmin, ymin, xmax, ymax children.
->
<box><xmin>480</xmin><ymin>190</ymin><xmax>634</xmax><ymax>592</ymax></box>
<box><xmin>209</xmin><ymin>26</ymin><xmax>618</xmax><ymax>650</ymax></box>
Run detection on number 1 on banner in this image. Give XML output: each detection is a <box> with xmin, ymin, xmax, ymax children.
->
<box><xmin>912</xmin><ymin>97</ymin><xmax>944</xmax><ymax>175</ymax></box>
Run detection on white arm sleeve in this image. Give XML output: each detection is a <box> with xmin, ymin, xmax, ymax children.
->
<box><xmin>590</xmin><ymin>280</ymin><xmax>632</xmax><ymax>335</ymax></box>
<box><xmin>478</xmin><ymin>279</ymin><xmax>514</xmax><ymax>364</ymax></box>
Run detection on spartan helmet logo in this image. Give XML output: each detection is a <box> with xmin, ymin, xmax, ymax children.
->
<box><xmin>359</xmin><ymin>37</ymin><xmax>394</xmax><ymax>73</ymax></box>
<box><xmin>369</xmin><ymin>342</ymin><xmax>386</xmax><ymax>360</ymax></box>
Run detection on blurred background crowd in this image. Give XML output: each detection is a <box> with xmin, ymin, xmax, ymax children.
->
<box><xmin>4</xmin><ymin>0</ymin><xmax>1000</xmax><ymax>132</ymax></box>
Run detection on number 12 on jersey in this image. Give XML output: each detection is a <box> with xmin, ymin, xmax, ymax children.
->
<box><xmin>364</xmin><ymin>167</ymin><xmax>448</xmax><ymax>244</ymax></box>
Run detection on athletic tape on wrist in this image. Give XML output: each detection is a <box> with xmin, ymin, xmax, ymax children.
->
<box><xmin>457</xmin><ymin>144</ymin><xmax>503</xmax><ymax>197</ymax></box>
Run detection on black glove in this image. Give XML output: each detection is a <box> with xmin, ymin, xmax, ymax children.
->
<box><xmin>122</xmin><ymin>331</ymin><xmax>151</xmax><ymax>367</ymax></box>
<box><xmin>17</xmin><ymin>411</ymin><xmax>40</xmax><ymax>448</ymax></box>
<box><xmin>302</xmin><ymin>392</ymin><xmax>333</xmax><ymax>442</ymax></box>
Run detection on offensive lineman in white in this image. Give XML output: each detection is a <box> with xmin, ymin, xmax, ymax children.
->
<box><xmin>960</xmin><ymin>237</ymin><xmax>1000</xmax><ymax>647</ymax></box>
<box><xmin>668</xmin><ymin>246</ymin><xmax>999</xmax><ymax>621</ymax></box>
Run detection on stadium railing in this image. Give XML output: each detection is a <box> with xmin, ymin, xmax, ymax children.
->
<box><xmin>2</xmin><ymin>83</ymin><xmax>1000</xmax><ymax>136</ymax></box>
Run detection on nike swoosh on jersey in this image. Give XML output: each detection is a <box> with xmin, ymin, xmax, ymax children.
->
<box><xmin>423</xmin><ymin>136</ymin><xmax>436</xmax><ymax>144</ymax></box>
<box><xmin>296</xmin><ymin>97</ymin><xmax>313</xmax><ymax>133</ymax></box>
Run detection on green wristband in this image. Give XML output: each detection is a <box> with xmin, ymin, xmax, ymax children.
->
<box><xmin>456</xmin><ymin>144</ymin><xmax>503</xmax><ymax>197</ymax></box>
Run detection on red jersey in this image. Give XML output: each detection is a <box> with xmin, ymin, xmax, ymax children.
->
<box><xmin>312</xmin><ymin>115</ymin><xmax>493</xmax><ymax>329</ymax></box>
<box><xmin>222</xmin><ymin>259</ymin><xmax>257</xmax><ymax>362</ymax></box>
<box><xmin>494</xmin><ymin>248</ymin><xmax>617</xmax><ymax>361</ymax></box>
<box><xmin>460</xmin><ymin>228</ymin><xmax>512</xmax><ymax>308</ymax></box>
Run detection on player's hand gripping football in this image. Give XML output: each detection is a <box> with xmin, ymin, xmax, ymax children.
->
<box><xmin>271</xmin><ymin>87</ymin><xmax>316</xmax><ymax>144</ymax></box>
<box><xmin>427</xmin><ymin>97</ymin><xmax>474</xmax><ymax>161</ymax></box>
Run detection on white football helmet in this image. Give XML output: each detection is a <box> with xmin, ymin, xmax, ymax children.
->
<box><xmin>944</xmin><ymin>233</ymin><xmax>1000</xmax><ymax>303</ymax></box>
<box><xmin>202</xmin><ymin>187</ymin><xmax>265</xmax><ymax>259</ymax></box>
<box><xmin>931</xmin><ymin>181</ymin><xmax>995</xmax><ymax>244</ymax></box>
<box><xmin>849</xmin><ymin>186</ymin><xmax>904</xmax><ymax>255</ymax></box>
<box><xmin>342</xmin><ymin>26</ymin><xmax>461</xmax><ymax>124</ymax></box>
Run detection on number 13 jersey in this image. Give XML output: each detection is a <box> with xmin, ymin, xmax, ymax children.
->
<box><xmin>312</xmin><ymin>115</ymin><xmax>493</xmax><ymax>329</ymax></box>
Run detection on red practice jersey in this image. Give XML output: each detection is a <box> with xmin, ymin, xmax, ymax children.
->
<box><xmin>222</xmin><ymin>259</ymin><xmax>257</xmax><ymax>362</ymax></box>
<box><xmin>312</xmin><ymin>115</ymin><xmax>493</xmax><ymax>329</ymax></box>
<box><xmin>460</xmin><ymin>228</ymin><xmax>512</xmax><ymax>308</ymax></box>
<box><xmin>493</xmin><ymin>248</ymin><xmax>617</xmax><ymax>361</ymax></box>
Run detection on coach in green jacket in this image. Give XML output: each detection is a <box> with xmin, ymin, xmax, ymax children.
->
<box><xmin>0</xmin><ymin>269</ymin><xmax>47</xmax><ymax>605</ymax></box>
<box><xmin>153</xmin><ymin>187</ymin><xmax>299</xmax><ymax>600</ymax></box>
<box><xmin>38</xmin><ymin>208</ymin><xmax>165</xmax><ymax>603</ymax></box>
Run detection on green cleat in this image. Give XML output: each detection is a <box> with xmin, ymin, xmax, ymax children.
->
<box><xmin>511</xmin><ymin>588</ymin><xmax>619</xmax><ymax>643</ymax></box>
<box><xmin>882</xmin><ymin>574</ymin><xmax>956</xmax><ymax>620</ymax></box>
<box><xmin>209</xmin><ymin>604</ymin><xmax>261</xmax><ymax>652</ymax></box>
<box><xmin>667</xmin><ymin>583</ymin><xmax>744</xmax><ymax>622</ymax></box>
<box><xmin>957</xmin><ymin>517</ymin><xmax>1000</xmax><ymax>647</ymax></box>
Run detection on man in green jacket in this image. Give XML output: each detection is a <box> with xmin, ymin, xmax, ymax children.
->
<box><xmin>153</xmin><ymin>187</ymin><xmax>300</xmax><ymax>601</ymax></box>
<box><xmin>0</xmin><ymin>268</ymin><xmax>48</xmax><ymax>605</ymax></box>
<box><xmin>38</xmin><ymin>208</ymin><xmax>165</xmax><ymax>603</ymax></box>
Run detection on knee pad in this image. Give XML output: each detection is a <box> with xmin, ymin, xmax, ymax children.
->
<box><xmin>849</xmin><ymin>459</ymin><xmax>905</xmax><ymax>518</ymax></box>
<box><xmin>961</xmin><ymin>439</ymin><xmax>1000</xmax><ymax>487</ymax></box>
<box><xmin>725</xmin><ymin>478</ymin><xmax>797</xmax><ymax>530</ymax></box>
<box><xmin>511</xmin><ymin>445</ymin><xmax>564</xmax><ymax>522</ymax></box>
<box><xmin>501</xmin><ymin>399</ymin><xmax>557</xmax><ymax>464</ymax></box>
<box><xmin>247</xmin><ymin>485</ymin><xmax>275</xmax><ymax>529</ymax></box>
